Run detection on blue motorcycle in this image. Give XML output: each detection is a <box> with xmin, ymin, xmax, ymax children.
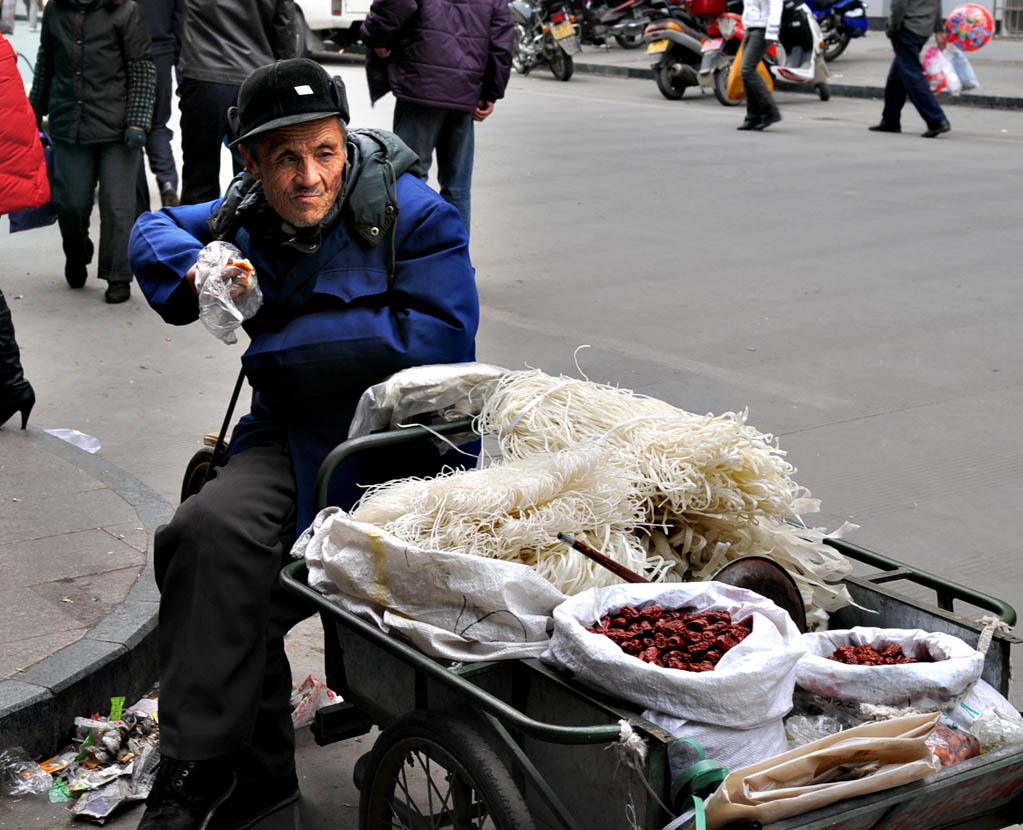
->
<box><xmin>804</xmin><ymin>0</ymin><xmax>868</xmax><ymax>61</ymax></box>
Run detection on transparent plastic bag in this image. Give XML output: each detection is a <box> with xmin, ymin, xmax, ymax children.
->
<box><xmin>970</xmin><ymin>704</ymin><xmax>1023</xmax><ymax>751</ymax></box>
<box><xmin>194</xmin><ymin>241</ymin><xmax>264</xmax><ymax>345</ymax></box>
<box><xmin>785</xmin><ymin>714</ymin><xmax>849</xmax><ymax>748</ymax></box>
<box><xmin>0</xmin><ymin>746</ymin><xmax>53</xmax><ymax>796</ymax></box>
<box><xmin>923</xmin><ymin>46</ymin><xmax>962</xmax><ymax>97</ymax></box>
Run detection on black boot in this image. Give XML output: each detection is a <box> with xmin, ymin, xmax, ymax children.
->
<box><xmin>0</xmin><ymin>289</ymin><xmax>35</xmax><ymax>430</ymax></box>
<box><xmin>137</xmin><ymin>757</ymin><xmax>236</xmax><ymax>830</ymax></box>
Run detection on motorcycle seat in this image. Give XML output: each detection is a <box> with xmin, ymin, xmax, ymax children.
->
<box><xmin>811</xmin><ymin>0</ymin><xmax>842</xmax><ymax>8</ymax></box>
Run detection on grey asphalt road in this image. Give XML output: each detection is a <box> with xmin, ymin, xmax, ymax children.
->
<box><xmin>2</xmin><ymin>64</ymin><xmax>1021</xmax><ymax>829</ymax></box>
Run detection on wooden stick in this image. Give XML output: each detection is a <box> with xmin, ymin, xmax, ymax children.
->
<box><xmin>557</xmin><ymin>532</ymin><xmax>650</xmax><ymax>584</ymax></box>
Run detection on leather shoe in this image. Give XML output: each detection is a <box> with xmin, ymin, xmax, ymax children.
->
<box><xmin>737</xmin><ymin>116</ymin><xmax>758</xmax><ymax>131</ymax></box>
<box><xmin>868</xmin><ymin>123</ymin><xmax>901</xmax><ymax>133</ymax></box>
<box><xmin>104</xmin><ymin>282</ymin><xmax>131</xmax><ymax>304</ymax></box>
<box><xmin>159</xmin><ymin>181</ymin><xmax>180</xmax><ymax>208</ymax></box>
<box><xmin>754</xmin><ymin>110</ymin><xmax>782</xmax><ymax>130</ymax></box>
<box><xmin>64</xmin><ymin>261</ymin><xmax>87</xmax><ymax>289</ymax></box>
<box><xmin>921</xmin><ymin>121</ymin><xmax>950</xmax><ymax>138</ymax></box>
<box><xmin>208</xmin><ymin>772</ymin><xmax>300</xmax><ymax>830</ymax></box>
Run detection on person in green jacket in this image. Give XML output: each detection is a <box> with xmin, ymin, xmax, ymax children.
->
<box><xmin>29</xmin><ymin>0</ymin><xmax>156</xmax><ymax>303</ymax></box>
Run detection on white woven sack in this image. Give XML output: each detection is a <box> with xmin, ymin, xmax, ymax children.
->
<box><xmin>645</xmin><ymin>712</ymin><xmax>789</xmax><ymax>773</ymax></box>
<box><xmin>542</xmin><ymin>582</ymin><xmax>805</xmax><ymax>728</ymax></box>
<box><xmin>295</xmin><ymin>507</ymin><xmax>567</xmax><ymax>661</ymax></box>
<box><xmin>796</xmin><ymin>627</ymin><xmax>985</xmax><ymax>710</ymax></box>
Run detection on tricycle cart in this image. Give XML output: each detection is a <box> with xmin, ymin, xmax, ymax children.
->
<box><xmin>280</xmin><ymin>417</ymin><xmax>1023</xmax><ymax>830</ymax></box>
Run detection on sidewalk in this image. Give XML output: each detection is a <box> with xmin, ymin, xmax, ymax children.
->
<box><xmin>0</xmin><ymin>426</ymin><xmax>172</xmax><ymax>759</ymax></box>
<box><xmin>569</xmin><ymin>30</ymin><xmax>1023</xmax><ymax>108</ymax></box>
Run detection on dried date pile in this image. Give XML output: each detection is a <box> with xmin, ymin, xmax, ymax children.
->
<box><xmin>586</xmin><ymin>604</ymin><xmax>753</xmax><ymax>672</ymax></box>
<box><xmin>829</xmin><ymin>643</ymin><xmax>928</xmax><ymax>666</ymax></box>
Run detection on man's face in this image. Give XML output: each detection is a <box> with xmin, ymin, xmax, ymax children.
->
<box><xmin>241</xmin><ymin>117</ymin><xmax>346</xmax><ymax>228</ymax></box>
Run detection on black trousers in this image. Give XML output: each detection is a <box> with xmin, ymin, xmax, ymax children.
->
<box><xmin>136</xmin><ymin>51</ymin><xmax>179</xmax><ymax>212</ymax></box>
<box><xmin>51</xmin><ymin>139</ymin><xmax>140</xmax><ymax>283</ymax></box>
<box><xmin>178</xmin><ymin>78</ymin><xmax>245</xmax><ymax>205</ymax></box>
<box><xmin>154</xmin><ymin>443</ymin><xmax>314</xmax><ymax>775</ymax></box>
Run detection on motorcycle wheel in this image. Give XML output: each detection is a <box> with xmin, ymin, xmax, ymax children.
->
<box><xmin>822</xmin><ymin>29</ymin><xmax>849</xmax><ymax>62</ymax></box>
<box><xmin>614</xmin><ymin>30</ymin><xmax>645</xmax><ymax>49</ymax></box>
<box><xmin>816</xmin><ymin>81</ymin><xmax>831</xmax><ymax>101</ymax></box>
<box><xmin>550</xmin><ymin>47</ymin><xmax>574</xmax><ymax>81</ymax></box>
<box><xmin>512</xmin><ymin>23</ymin><xmax>531</xmax><ymax>74</ymax></box>
<box><xmin>712</xmin><ymin>61</ymin><xmax>741</xmax><ymax>106</ymax></box>
<box><xmin>655</xmin><ymin>61</ymin><xmax>686</xmax><ymax>100</ymax></box>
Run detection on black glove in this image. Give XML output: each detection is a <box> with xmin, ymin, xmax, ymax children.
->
<box><xmin>124</xmin><ymin>126</ymin><xmax>147</xmax><ymax>149</ymax></box>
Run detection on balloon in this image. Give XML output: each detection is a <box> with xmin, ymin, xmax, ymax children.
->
<box><xmin>945</xmin><ymin>3</ymin><xmax>994</xmax><ymax>52</ymax></box>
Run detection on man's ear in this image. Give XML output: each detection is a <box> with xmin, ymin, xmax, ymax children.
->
<box><xmin>238</xmin><ymin>144</ymin><xmax>261</xmax><ymax>180</ymax></box>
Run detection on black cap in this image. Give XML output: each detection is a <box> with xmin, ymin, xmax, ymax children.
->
<box><xmin>228</xmin><ymin>58</ymin><xmax>350</xmax><ymax>148</ymax></box>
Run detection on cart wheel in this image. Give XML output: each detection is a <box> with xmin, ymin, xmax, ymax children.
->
<box><xmin>359</xmin><ymin>710</ymin><xmax>535</xmax><ymax>830</ymax></box>
<box><xmin>180</xmin><ymin>445</ymin><xmax>216</xmax><ymax>504</ymax></box>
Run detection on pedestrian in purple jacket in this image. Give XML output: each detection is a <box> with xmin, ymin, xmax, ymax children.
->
<box><xmin>360</xmin><ymin>0</ymin><xmax>513</xmax><ymax>233</ymax></box>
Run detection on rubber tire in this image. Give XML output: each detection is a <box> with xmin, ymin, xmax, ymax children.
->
<box><xmin>817</xmin><ymin>81</ymin><xmax>831</xmax><ymax>101</ymax></box>
<box><xmin>180</xmin><ymin>445</ymin><xmax>216</xmax><ymax>503</ymax></box>
<box><xmin>614</xmin><ymin>30</ymin><xmax>645</xmax><ymax>49</ymax></box>
<box><xmin>822</xmin><ymin>29</ymin><xmax>849</xmax><ymax>62</ymax></box>
<box><xmin>549</xmin><ymin>47</ymin><xmax>574</xmax><ymax>81</ymax></box>
<box><xmin>358</xmin><ymin>711</ymin><xmax>534</xmax><ymax>830</ymax></box>
<box><xmin>512</xmin><ymin>23</ymin><xmax>531</xmax><ymax>74</ymax></box>
<box><xmin>713</xmin><ymin>62</ymin><xmax>742</xmax><ymax>106</ymax></box>
<box><xmin>655</xmin><ymin>62</ymin><xmax>687</xmax><ymax>100</ymax></box>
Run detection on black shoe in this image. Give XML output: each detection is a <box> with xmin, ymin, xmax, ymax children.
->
<box><xmin>754</xmin><ymin>111</ymin><xmax>782</xmax><ymax>130</ymax></box>
<box><xmin>0</xmin><ymin>382</ymin><xmax>34</xmax><ymax>429</ymax></box>
<box><xmin>65</xmin><ymin>261</ymin><xmax>87</xmax><ymax>289</ymax></box>
<box><xmin>159</xmin><ymin>181</ymin><xmax>180</xmax><ymax>208</ymax></box>
<box><xmin>921</xmin><ymin>120</ymin><xmax>950</xmax><ymax>138</ymax></box>
<box><xmin>208</xmin><ymin>772</ymin><xmax>300</xmax><ymax>830</ymax></box>
<box><xmin>137</xmin><ymin>758</ymin><xmax>236</xmax><ymax>830</ymax></box>
<box><xmin>105</xmin><ymin>281</ymin><xmax>131</xmax><ymax>304</ymax></box>
<box><xmin>737</xmin><ymin>116</ymin><xmax>758</xmax><ymax>131</ymax></box>
<box><xmin>868</xmin><ymin>123</ymin><xmax>901</xmax><ymax>133</ymax></box>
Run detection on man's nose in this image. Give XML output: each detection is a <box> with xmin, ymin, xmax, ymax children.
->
<box><xmin>296</xmin><ymin>156</ymin><xmax>319</xmax><ymax>187</ymax></box>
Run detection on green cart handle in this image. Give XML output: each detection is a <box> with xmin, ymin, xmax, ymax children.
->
<box><xmin>825</xmin><ymin>537</ymin><xmax>1017</xmax><ymax>627</ymax></box>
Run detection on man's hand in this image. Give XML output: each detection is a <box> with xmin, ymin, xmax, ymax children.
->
<box><xmin>187</xmin><ymin>260</ymin><xmax>255</xmax><ymax>300</ymax></box>
<box><xmin>374</xmin><ymin>46</ymin><xmax>392</xmax><ymax>58</ymax></box>
<box><xmin>186</xmin><ymin>263</ymin><xmax>199</xmax><ymax>296</ymax></box>
<box><xmin>473</xmin><ymin>101</ymin><xmax>495</xmax><ymax>122</ymax></box>
<box><xmin>935</xmin><ymin>30</ymin><xmax>948</xmax><ymax>48</ymax></box>
<box><xmin>124</xmin><ymin>126</ymin><xmax>147</xmax><ymax>149</ymax></box>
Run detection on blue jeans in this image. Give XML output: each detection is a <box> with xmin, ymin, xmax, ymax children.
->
<box><xmin>881</xmin><ymin>27</ymin><xmax>947</xmax><ymax>130</ymax></box>
<box><xmin>393</xmin><ymin>99</ymin><xmax>474</xmax><ymax>233</ymax></box>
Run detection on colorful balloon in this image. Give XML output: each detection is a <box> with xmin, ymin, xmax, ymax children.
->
<box><xmin>945</xmin><ymin>3</ymin><xmax>994</xmax><ymax>51</ymax></box>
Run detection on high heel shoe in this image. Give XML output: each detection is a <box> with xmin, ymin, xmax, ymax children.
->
<box><xmin>0</xmin><ymin>382</ymin><xmax>35</xmax><ymax>429</ymax></box>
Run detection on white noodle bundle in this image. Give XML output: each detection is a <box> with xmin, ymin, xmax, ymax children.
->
<box><xmin>351</xmin><ymin>445</ymin><xmax>677</xmax><ymax>593</ymax></box>
<box><xmin>474</xmin><ymin>370</ymin><xmax>854</xmax><ymax>621</ymax></box>
<box><xmin>476</xmin><ymin>370</ymin><xmax>804</xmax><ymax>523</ymax></box>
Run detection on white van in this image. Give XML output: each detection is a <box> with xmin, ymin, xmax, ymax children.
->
<box><xmin>295</xmin><ymin>0</ymin><xmax>373</xmax><ymax>48</ymax></box>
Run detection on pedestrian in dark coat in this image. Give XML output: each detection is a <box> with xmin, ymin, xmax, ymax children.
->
<box><xmin>29</xmin><ymin>0</ymin><xmax>156</xmax><ymax>303</ymax></box>
<box><xmin>869</xmin><ymin>0</ymin><xmax>950</xmax><ymax>137</ymax></box>
<box><xmin>360</xmin><ymin>0</ymin><xmax>514</xmax><ymax>233</ymax></box>
<box><xmin>135</xmin><ymin>0</ymin><xmax>184</xmax><ymax>210</ymax></box>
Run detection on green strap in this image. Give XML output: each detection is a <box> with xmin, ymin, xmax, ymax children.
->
<box><xmin>692</xmin><ymin>794</ymin><xmax>707</xmax><ymax>830</ymax></box>
<box><xmin>670</xmin><ymin>759</ymin><xmax>729</xmax><ymax>806</ymax></box>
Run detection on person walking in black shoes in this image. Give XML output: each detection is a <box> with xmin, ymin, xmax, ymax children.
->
<box><xmin>29</xmin><ymin>0</ymin><xmax>157</xmax><ymax>303</ymax></box>
<box><xmin>737</xmin><ymin>0</ymin><xmax>783</xmax><ymax>131</ymax></box>
<box><xmin>869</xmin><ymin>0</ymin><xmax>950</xmax><ymax>137</ymax></box>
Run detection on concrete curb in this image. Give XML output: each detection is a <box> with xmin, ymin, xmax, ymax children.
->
<box><xmin>571</xmin><ymin>59</ymin><xmax>1023</xmax><ymax>110</ymax></box>
<box><xmin>0</xmin><ymin>429</ymin><xmax>173</xmax><ymax>759</ymax></box>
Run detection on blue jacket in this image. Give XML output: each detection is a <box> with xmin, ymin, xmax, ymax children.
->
<box><xmin>130</xmin><ymin>129</ymin><xmax>479</xmax><ymax>532</ymax></box>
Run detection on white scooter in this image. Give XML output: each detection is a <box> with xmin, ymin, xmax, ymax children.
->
<box><xmin>770</xmin><ymin>0</ymin><xmax>831</xmax><ymax>100</ymax></box>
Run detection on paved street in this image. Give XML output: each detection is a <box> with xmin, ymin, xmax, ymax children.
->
<box><xmin>2</xmin><ymin>49</ymin><xmax>1022</xmax><ymax>828</ymax></box>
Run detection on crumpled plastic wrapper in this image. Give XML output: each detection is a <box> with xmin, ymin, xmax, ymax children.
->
<box><xmin>0</xmin><ymin>747</ymin><xmax>52</xmax><ymax>796</ymax></box>
<box><xmin>347</xmin><ymin>362</ymin><xmax>508</xmax><ymax>441</ymax></box>
<box><xmin>194</xmin><ymin>240</ymin><xmax>263</xmax><ymax>345</ymax></box>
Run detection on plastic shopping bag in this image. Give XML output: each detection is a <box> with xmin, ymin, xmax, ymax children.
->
<box><xmin>923</xmin><ymin>46</ymin><xmax>962</xmax><ymax>97</ymax></box>
<box><xmin>727</xmin><ymin>42</ymin><xmax>774</xmax><ymax>102</ymax></box>
<box><xmin>948</xmin><ymin>43</ymin><xmax>979</xmax><ymax>89</ymax></box>
<box><xmin>193</xmin><ymin>240</ymin><xmax>264</xmax><ymax>344</ymax></box>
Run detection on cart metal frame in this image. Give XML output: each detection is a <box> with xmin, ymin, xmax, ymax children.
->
<box><xmin>281</xmin><ymin>418</ymin><xmax>1023</xmax><ymax>830</ymax></box>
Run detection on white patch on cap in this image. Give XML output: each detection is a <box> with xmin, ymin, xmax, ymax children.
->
<box><xmin>294</xmin><ymin>84</ymin><xmax>314</xmax><ymax>95</ymax></box>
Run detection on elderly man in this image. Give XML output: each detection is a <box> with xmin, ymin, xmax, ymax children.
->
<box><xmin>129</xmin><ymin>58</ymin><xmax>479</xmax><ymax>830</ymax></box>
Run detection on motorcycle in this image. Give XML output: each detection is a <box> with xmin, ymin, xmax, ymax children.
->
<box><xmin>510</xmin><ymin>0</ymin><xmax>584</xmax><ymax>81</ymax></box>
<box><xmin>643</xmin><ymin>0</ymin><xmax>744</xmax><ymax>102</ymax></box>
<box><xmin>766</xmin><ymin>0</ymin><xmax>830</xmax><ymax>99</ymax></box>
<box><xmin>803</xmin><ymin>0</ymin><xmax>868</xmax><ymax>61</ymax></box>
<box><xmin>575</xmin><ymin>0</ymin><xmax>660</xmax><ymax>49</ymax></box>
